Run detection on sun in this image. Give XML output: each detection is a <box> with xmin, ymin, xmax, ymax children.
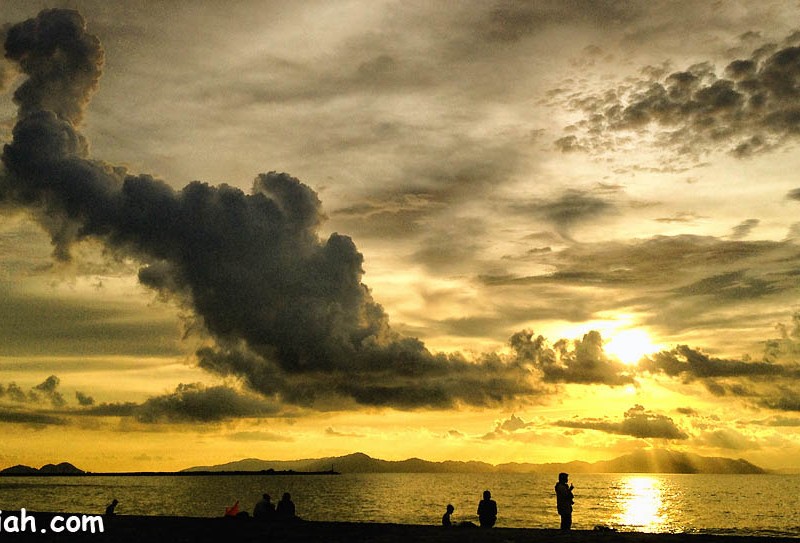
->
<box><xmin>605</xmin><ymin>329</ymin><xmax>661</xmax><ymax>366</ymax></box>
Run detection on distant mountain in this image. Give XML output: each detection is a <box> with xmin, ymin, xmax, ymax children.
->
<box><xmin>38</xmin><ymin>462</ymin><xmax>85</xmax><ymax>475</ymax></box>
<box><xmin>496</xmin><ymin>449</ymin><xmax>765</xmax><ymax>474</ymax></box>
<box><xmin>184</xmin><ymin>449</ymin><xmax>765</xmax><ymax>475</ymax></box>
<box><xmin>0</xmin><ymin>462</ymin><xmax>84</xmax><ymax>475</ymax></box>
<box><xmin>185</xmin><ymin>452</ymin><xmax>496</xmax><ymax>474</ymax></box>
<box><xmin>0</xmin><ymin>464</ymin><xmax>40</xmax><ymax>475</ymax></box>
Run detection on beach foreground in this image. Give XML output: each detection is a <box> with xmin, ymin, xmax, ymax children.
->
<box><xmin>3</xmin><ymin>513</ymin><xmax>798</xmax><ymax>543</ymax></box>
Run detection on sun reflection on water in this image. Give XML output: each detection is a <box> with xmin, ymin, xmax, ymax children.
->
<box><xmin>615</xmin><ymin>476</ymin><xmax>668</xmax><ymax>532</ymax></box>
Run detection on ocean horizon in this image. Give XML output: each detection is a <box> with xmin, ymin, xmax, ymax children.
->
<box><xmin>1</xmin><ymin>473</ymin><xmax>797</xmax><ymax>537</ymax></box>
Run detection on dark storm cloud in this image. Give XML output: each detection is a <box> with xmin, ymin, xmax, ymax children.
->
<box><xmin>0</xmin><ymin>375</ymin><xmax>66</xmax><ymax>407</ymax></box>
<box><xmin>555</xmin><ymin>404</ymin><xmax>689</xmax><ymax>440</ymax></box>
<box><xmin>560</xmin><ymin>31</ymin><xmax>800</xmax><ymax>159</ymax></box>
<box><xmin>640</xmin><ymin>345</ymin><xmax>798</xmax><ymax>381</ymax></box>
<box><xmin>510</xmin><ymin>329</ymin><xmax>633</xmax><ymax>386</ymax></box>
<box><xmin>508</xmin><ymin>189</ymin><xmax>616</xmax><ymax>238</ymax></box>
<box><xmin>82</xmin><ymin>383</ymin><xmax>280</xmax><ymax>423</ymax></box>
<box><xmin>75</xmin><ymin>391</ymin><xmax>94</xmax><ymax>406</ymax></box>
<box><xmin>198</xmin><ymin>343</ymin><xmax>543</xmax><ymax>409</ymax></box>
<box><xmin>761</xmin><ymin>389</ymin><xmax>800</xmax><ymax>412</ymax></box>
<box><xmin>0</xmin><ymin>407</ymin><xmax>66</xmax><ymax>427</ymax></box>
<box><xmin>4</xmin><ymin>9</ymin><xmax>103</xmax><ymax>125</ymax></box>
<box><xmin>0</xmin><ymin>382</ymin><xmax>28</xmax><ymax>402</ymax></box>
<box><xmin>32</xmin><ymin>375</ymin><xmax>65</xmax><ymax>407</ymax></box>
<box><xmin>136</xmin><ymin>383</ymin><xmax>279</xmax><ymax>423</ymax></box>
<box><xmin>83</xmin><ymin>402</ymin><xmax>138</xmax><ymax>417</ymax></box>
<box><xmin>1</xmin><ymin>9</ymin><xmax>542</xmax><ymax>411</ymax></box>
<box><xmin>483</xmin><ymin>0</ymin><xmax>641</xmax><ymax>43</ymax></box>
<box><xmin>730</xmin><ymin>219</ymin><xmax>760</xmax><ymax>240</ymax></box>
<box><xmin>640</xmin><ymin>339</ymin><xmax>800</xmax><ymax>413</ymax></box>
<box><xmin>0</xmin><ymin>376</ymin><xmax>69</xmax><ymax>427</ymax></box>
<box><xmin>674</xmin><ymin>270</ymin><xmax>779</xmax><ymax>300</ymax></box>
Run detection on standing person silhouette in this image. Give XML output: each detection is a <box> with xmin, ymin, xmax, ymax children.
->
<box><xmin>477</xmin><ymin>490</ymin><xmax>497</xmax><ymax>528</ymax></box>
<box><xmin>555</xmin><ymin>472</ymin><xmax>574</xmax><ymax>530</ymax></box>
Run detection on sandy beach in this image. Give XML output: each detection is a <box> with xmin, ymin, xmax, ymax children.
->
<box><xmin>2</xmin><ymin>512</ymin><xmax>798</xmax><ymax>543</ymax></box>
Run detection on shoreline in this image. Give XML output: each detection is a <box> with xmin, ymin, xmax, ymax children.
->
<box><xmin>2</xmin><ymin>513</ymin><xmax>798</xmax><ymax>542</ymax></box>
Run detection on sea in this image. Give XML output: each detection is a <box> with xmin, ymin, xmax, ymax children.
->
<box><xmin>0</xmin><ymin>473</ymin><xmax>798</xmax><ymax>537</ymax></box>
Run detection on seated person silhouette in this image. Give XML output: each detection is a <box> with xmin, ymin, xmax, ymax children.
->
<box><xmin>276</xmin><ymin>492</ymin><xmax>296</xmax><ymax>520</ymax></box>
<box><xmin>477</xmin><ymin>490</ymin><xmax>497</xmax><ymax>528</ymax></box>
<box><xmin>442</xmin><ymin>504</ymin><xmax>455</xmax><ymax>526</ymax></box>
<box><xmin>253</xmin><ymin>493</ymin><xmax>275</xmax><ymax>520</ymax></box>
<box><xmin>105</xmin><ymin>499</ymin><xmax>118</xmax><ymax>516</ymax></box>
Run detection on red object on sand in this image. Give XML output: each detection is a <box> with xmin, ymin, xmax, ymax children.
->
<box><xmin>225</xmin><ymin>501</ymin><xmax>240</xmax><ymax>517</ymax></box>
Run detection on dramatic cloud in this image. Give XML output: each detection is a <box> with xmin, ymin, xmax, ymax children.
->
<box><xmin>481</xmin><ymin>0</ymin><xmax>642</xmax><ymax>43</ymax></box>
<box><xmin>641</xmin><ymin>345</ymin><xmax>799</xmax><ymax>381</ymax></box>
<box><xmin>0</xmin><ymin>382</ymin><xmax>28</xmax><ymax>403</ymax></box>
<box><xmin>75</xmin><ymin>391</ymin><xmax>94</xmax><ymax>406</ymax></box>
<box><xmin>0</xmin><ymin>376</ymin><xmax>70</xmax><ymax>426</ymax></box>
<box><xmin>4</xmin><ymin>9</ymin><xmax>102</xmax><ymax>125</ymax></box>
<box><xmin>0</xmin><ymin>9</ymin><xmax>541</xmax><ymax>411</ymax></box>
<box><xmin>481</xmin><ymin>235</ymin><xmax>800</xmax><ymax>344</ymax></box>
<box><xmin>760</xmin><ymin>390</ymin><xmax>800</xmax><ymax>412</ymax></box>
<box><xmin>84</xmin><ymin>383</ymin><xmax>280</xmax><ymax>423</ymax></box>
<box><xmin>1</xmin><ymin>376</ymin><xmax>282</xmax><ymax>426</ymax></box>
<box><xmin>136</xmin><ymin>383</ymin><xmax>279</xmax><ymax>423</ymax></box>
<box><xmin>0</xmin><ymin>375</ymin><xmax>66</xmax><ymax>407</ymax></box>
<box><xmin>481</xmin><ymin>414</ymin><xmax>537</xmax><ymax>440</ymax></box>
<box><xmin>0</xmin><ymin>407</ymin><xmax>65</xmax><ymax>427</ymax></box>
<box><xmin>555</xmin><ymin>405</ymin><xmax>689</xmax><ymax>440</ymax></box>
<box><xmin>510</xmin><ymin>329</ymin><xmax>633</xmax><ymax>386</ymax></box>
<box><xmin>508</xmin><ymin>189</ymin><xmax>617</xmax><ymax>238</ymax></box>
<box><xmin>32</xmin><ymin>375</ymin><xmax>65</xmax><ymax>407</ymax></box>
<box><xmin>640</xmin><ymin>337</ymin><xmax>800</xmax><ymax>413</ymax></box>
<box><xmin>730</xmin><ymin>219</ymin><xmax>760</xmax><ymax>240</ymax></box>
<box><xmin>559</xmin><ymin>31</ymin><xmax>800</xmax><ymax>160</ymax></box>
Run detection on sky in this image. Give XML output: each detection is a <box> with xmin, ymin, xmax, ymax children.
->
<box><xmin>1</xmin><ymin>0</ymin><xmax>800</xmax><ymax>472</ymax></box>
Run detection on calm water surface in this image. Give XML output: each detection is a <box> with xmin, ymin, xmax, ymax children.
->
<box><xmin>0</xmin><ymin>473</ymin><xmax>798</xmax><ymax>537</ymax></box>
